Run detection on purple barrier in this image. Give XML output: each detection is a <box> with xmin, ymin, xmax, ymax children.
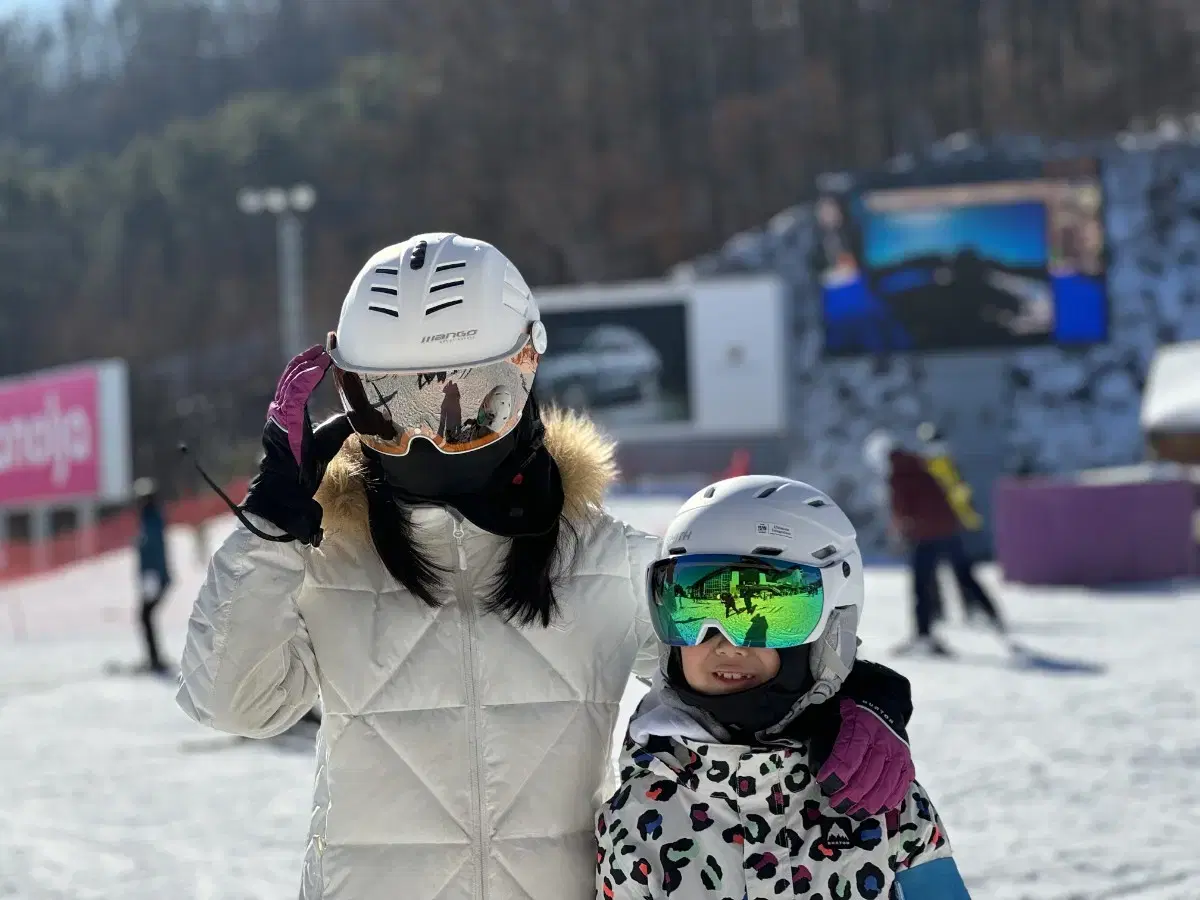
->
<box><xmin>993</xmin><ymin>477</ymin><xmax>1196</xmax><ymax>585</ymax></box>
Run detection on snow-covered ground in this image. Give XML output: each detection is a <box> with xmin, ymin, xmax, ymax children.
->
<box><xmin>2</xmin><ymin>505</ymin><xmax>1199</xmax><ymax>899</ymax></box>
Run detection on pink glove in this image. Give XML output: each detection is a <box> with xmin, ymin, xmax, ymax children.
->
<box><xmin>182</xmin><ymin>345</ymin><xmax>349</xmax><ymax>549</ymax></box>
<box><xmin>817</xmin><ymin>698</ymin><xmax>916</xmax><ymax>818</ymax></box>
<box><xmin>240</xmin><ymin>346</ymin><xmax>351</xmax><ymax>547</ymax></box>
<box><xmin>267</xmin><ymin>345</ymin><xmax>336</xmax><ymax>467</ymax></box>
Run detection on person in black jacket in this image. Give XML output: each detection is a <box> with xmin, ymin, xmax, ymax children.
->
<box><xmin>133</xmin><ymin>478</ymin><xmax>172</xmax><ymax>674</ymax></box>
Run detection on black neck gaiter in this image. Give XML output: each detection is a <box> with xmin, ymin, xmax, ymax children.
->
<box><xmin>365</xmin><ymin>396</ymin><xmax>565</xmax><ymax>539</ymax></box>
<box><xmin>374</xmin><ymin>431</ymin><xmax>517</xmax><ymax>498</ymax></box>
<box><xmin>668</xmin><ymin>645</ymin><xmax>815</xmax><ymax>742</ymax></box>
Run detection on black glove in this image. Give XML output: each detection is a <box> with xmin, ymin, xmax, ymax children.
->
<box><xmin>240</xmin><ymin>347</ymin><xmax>352</xmax><ymax>547</ymax></box>
<box><xmin>836</xmin><ymin>658</ymin><xmax>913</xmax><ymax>741</ymax></box>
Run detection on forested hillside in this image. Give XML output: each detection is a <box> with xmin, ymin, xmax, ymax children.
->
<box><xmin>1</xmin><ymin>0</ymin><xmax>1197</xmax><ymax>488</ymax></box>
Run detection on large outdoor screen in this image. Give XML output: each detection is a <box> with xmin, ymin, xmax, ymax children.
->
<box><xmin>816</xmin><ymin>159</ymin><xmax>1108</xmax><ymax>356</ymax></box>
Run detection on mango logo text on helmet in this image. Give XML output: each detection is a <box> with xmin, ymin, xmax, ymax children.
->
<box><xmin>421</xmin><ymin>329</ymin><xmax>479</xmax><ymax>344</ymax></box>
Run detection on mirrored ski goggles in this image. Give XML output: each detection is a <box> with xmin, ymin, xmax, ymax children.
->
<box><xmin>332</xmin><ymin>341</ymin><xmax>540</xmax><ymax>456</ymax></box>
<box><xmin>646</xmin><ymin>553</ymin><xmax>833</xmax><ymax>649</ymax></box>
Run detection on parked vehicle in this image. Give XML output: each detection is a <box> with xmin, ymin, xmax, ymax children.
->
<box><xmin>537</xmin><ymin>324</ymin><xmax>663</xmax><ymax>410</ymax></box>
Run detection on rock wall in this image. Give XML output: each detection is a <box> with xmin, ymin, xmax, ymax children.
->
<box><xmin>685</xmin><ymin>144</ymin><xmax>1200</xmax><ymax>551</ymax></box>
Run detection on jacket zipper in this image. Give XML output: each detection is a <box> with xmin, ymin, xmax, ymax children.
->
<box><xmin>452</xmin><ymin>513</ymin><xmax>489</xmax><ymax>900</ymax></box>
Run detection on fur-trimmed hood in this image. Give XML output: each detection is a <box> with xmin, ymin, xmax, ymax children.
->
<box><xmin>314</xmin><ymin>407</ymin><xmax>618</xmax><ymax>539</ymax></box>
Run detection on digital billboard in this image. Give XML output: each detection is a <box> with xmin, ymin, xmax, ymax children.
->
<box><xmin>816</xmin><ymin>158</ymin><xmax>1108</xmax><ymax>356</ymax></box>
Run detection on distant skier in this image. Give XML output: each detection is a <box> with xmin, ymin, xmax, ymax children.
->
<box><xmin>917</xmin><ymin>422</ymin><xmax>983</xmax><ymax>531</ymax></box>
<box><xmin>133</xmin><ymin>478</ymin><xmax>172</xmax><ymax>675</ymax></box>
<box><xmin>916</xmin><ymin>422</ymin><xmax>1007</xmax><ymax>633</ymax></box>
<box><xmin>881</xmin><ymin>436</ymin><xmax>1006</xmax><ymax>657</ymax></box>
<box><xmin>885</xmin><ymin>446</ymin><xmax>963</xmax><ymax>656</ymax></box>
<box><xmin>864</xmin><ymin>430</ymin><xmax>944</xmax><ymax>626</ymax></box>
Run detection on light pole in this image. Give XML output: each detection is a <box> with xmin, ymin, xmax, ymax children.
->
<box><xmin>237</xmin><ymin>184</ymin><xmax>318</xmax><ymax>363</ymax></box>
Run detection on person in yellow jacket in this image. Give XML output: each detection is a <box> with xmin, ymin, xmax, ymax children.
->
<box><xmin>919</xmin><ymin>423</ymin><xmax>984</xmax><ymax>532</ymax></box>
<box><xmin>916</xmin><ymin>423</ymin><xmax>1006</xmax><ymax>632</ymax></box>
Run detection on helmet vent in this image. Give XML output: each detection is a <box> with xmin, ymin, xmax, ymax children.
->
<box><xmin>668</xmin><ymin>546</ymin><xmax>687</xmax><ymax>555</ymax></box>
<box><xmin>436</xmin><ymin>261</ymin><xmax>466</xmax><ymax>272</ymax></box>
<box><xmin>426</xmin><ymin>297</ymin><xmax>464</xmax><ymax>315</ymax></box>
<box><xmin>370</xmin><ymin>285</ymin><xmax>398</xmax><ymax>296</ymax></box>
<box><xmin>410</xmin><ymin>241</ymin><xmax>429</xmax><ymax>270</ymax></box>
<box><xmin>702</xmin><ymin>486</ymin><xmax>717</xmax><ymax>499</ymax></box>
<box><xmin>812</xmin><ymin>544</ymin><xmax>837</xmax><ymax>561</ymax></box>
<box><xmin>430</xmin><ymin>278</ymin><xmax>466</xmax><ymax>293</ymax></box>
<box><xmin>503</xmin><ymin>270</ymin><xmax>531</xmax><ymax>297</ymax></box>
<box><xmin>374</xmin><ymin>266</ymin><xmax>398</xmax><ymax>276</ymax></box>
<box><xmin>752</xmin><ymin>546</ymin><xmax>783</xmax><ymax>556</ymax></box>
<box><xmin>756</xmin><ymin>485</ymin><xmax>780</xmax><ymax>499</ymax></box>
<box><xmin>502</xmin><ymin>268</ymin><xmax>532</xmax><ymax>316</ymax></box>
<box><xmin>368</xmin><ymin>304</ymin><xmax>400</xmax><ymax>318</ymax></box>
<box><xmin>806</xmin><ymin>497</ymin><xmax>829</xmax><ymax>508</ymax></box>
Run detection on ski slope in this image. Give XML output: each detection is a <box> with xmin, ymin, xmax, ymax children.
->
<box><xmin>2</xmin><ymin>505</ymin><xmax>1198</xmax><ymax>900</ymax></box>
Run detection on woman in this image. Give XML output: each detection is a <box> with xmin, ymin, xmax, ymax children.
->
<box><xmin>177</xmin><ymin>234</ymin><xmax>919</xmax><ymax>900</ymax></box>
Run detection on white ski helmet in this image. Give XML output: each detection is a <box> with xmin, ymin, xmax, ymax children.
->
<box><xmin>328</xmin><ymin>233</ymin><xmax>548</xmax><ymax>374</ymax></box>
<box><xmin>657</xmin><ymin>475</ymin><xmax>865</xmax><ymax>701</ymax></box>
<box><xmin>862</xmin><ymin>429</ymin><xmax>895</xmax><ymax>475</ymax></box>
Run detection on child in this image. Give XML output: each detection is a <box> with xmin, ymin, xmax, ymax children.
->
<box><xmin>597</xmin><ymin>476</ymin><xmax>970</xmax><ymax>899</ymax></box>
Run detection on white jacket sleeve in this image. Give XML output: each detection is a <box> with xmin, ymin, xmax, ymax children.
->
<box><xmin>176</xmin><ymin>517</ymin><xmax>319</xmax><ymax>739</ymax></box>
<box><xmin>624</xmin><ymin>525</ymin><xmax>663</xmax><ymax>681</ymax></box>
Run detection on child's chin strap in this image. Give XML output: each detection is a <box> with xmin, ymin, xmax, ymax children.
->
<box><xmin>762</xmin><ymin>608</ymin><xmax>858</xmax><ymax>738</ymax></box>
<box><xmin>812</xmin><ymin>607</ymin><xmax>858</xmax><ymax>696</ymax></box>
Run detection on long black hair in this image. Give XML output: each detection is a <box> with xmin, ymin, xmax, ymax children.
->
<box><xmin>361</xmin><ymin>393</ymin><xmax>579</xmax><ymax>628</ymax></box>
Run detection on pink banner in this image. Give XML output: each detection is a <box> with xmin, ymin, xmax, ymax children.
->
<box><xmin>0</xmin><ymin>367</ymin><xmax>101</xmax><ymax>506</ymax></box>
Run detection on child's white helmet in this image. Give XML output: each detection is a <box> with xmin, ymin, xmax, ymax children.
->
<box><xmin>476</xmin><ymin>386</ymin><xmax>515</xmax><ymax>431</ymax></box>
<box><xmin>657</xmin><ymin>475</ymin><xmax>865</xmax><ymax>700</ymax></box>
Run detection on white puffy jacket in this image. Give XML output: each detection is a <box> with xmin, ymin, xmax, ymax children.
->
<box><xmin>177</xmin><ymin>412</ymin><xmax>662</xmax><ymax>900</ymax></box>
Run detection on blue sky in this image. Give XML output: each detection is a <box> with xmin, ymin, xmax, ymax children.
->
<box><xmin>0</xmin><ymin>0</ymin><xmax>89</xmax><ymax>21</ymax></box>
<box><xmin>1</xmin><ymin>0</ymin><xmax>54</xmax><ymax>20</ymax></box>
<box><xmin>862</xmin><ymin>200</ymin><xmax>1048</xmax><ymax>269</ymax></box>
